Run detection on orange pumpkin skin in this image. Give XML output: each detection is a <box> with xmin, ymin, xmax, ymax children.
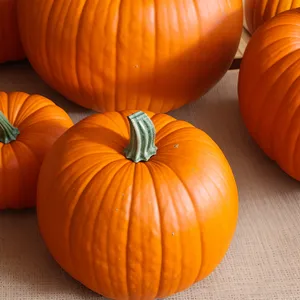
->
<box><xmin>238</xmin><ymin>8</ymin><xmax>300</xmax><ymax>180</ymax></box>
<box><xmin>0</xmin><ymin>0</ymin><xmax>25</xmax><ymax>63</ymax></box>
<box><xmin>244</xmin><ymin>0</ymin><xmax>300</xmax><ymax>34</ymax></box>
<box><xmin>17</xmin><ymin>0</ymin><xmax>243</xmax><ymax>113</ymax></box>
<box><xmin>0</xmin><ymin>91</ymin><xmax>73</xmax><ymax>209</ymax></box>
<box><xmin>37</xmin><ymin>110</ymin><xmax>238</xmax><ymax>300</ymax></box>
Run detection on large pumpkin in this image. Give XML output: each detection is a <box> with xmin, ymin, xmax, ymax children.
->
<box><xmin>0</xmin><ymin>0</ymin><xmax>25</xmax><ymax>63</ymax></box>
<box><xmin>37</xmin><ymin>110</ymin><xmax>238</xmax><ymax>300</ymax></box>
<box><xmin>238</xmin><ymin>8</ymin><xmax>300</xmax><ymax>181</ymax></box>
<box><xmin>0</xmin><ymin>91</ymin><xmax>73</xmax><ymax>209</ymax></box>
<box><xmin>17</xmin><ymin>0</ymin><xmax>243</xmax><ymax>113</ymax></box>
<box><xmin>244</xmin><ymin>0</ymin><xmax>300</xmax><ymax>34</ymax></box>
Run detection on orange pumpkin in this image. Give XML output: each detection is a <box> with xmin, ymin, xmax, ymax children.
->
<box><xmin>0</xmin><ymin>91</ymin><xmax>73</xmax><ymax>209</ymax></box>
<box><xmin>37</xmin><ymin>110</ymin><xmax>238</xmax><ymax>300</ymax></box>
<box><xmin>17</xmin><ymin>0</ymin><xmax>243</xmax><ymax>113</ymax></box>
<box><xmin>244</xmin><ymin>0</ymin><xmax>300</xmax><ymax>34</ymax></box>
<box><xmin>238</xmin><ymin>8</ymin><xmax>300</xmax><ymax>180</ymax></box>
<box><xmin>0</xmin><ymin>0</ymin><xmax>25</xmax><ymax>63</ymax></box>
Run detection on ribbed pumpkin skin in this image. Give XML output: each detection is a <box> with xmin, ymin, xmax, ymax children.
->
<box><xmin>0</xmin><ymin>0</ymin><xmax>25</xmax><ymax>63</ymax></box>
<box><xmin>37</xmin><ymin>111</ymin><xmax>238</xmax><ymax>300</ymax></box>
<box><xmin>0</xmin><ymin>91</ymin><xmax>73</xmax><ymax>209</ymax></box>
<box><xmin>238</xmin><ymin>9</ymin><xmax>300</xmax><ymax>180</ymax></box>
<box><xmin>245</xmin><ymin>0</ymin><xmax>300</xmax><ymax>34</ymax></box>
<box><xmin>17</xmin><ymin>0</ymin><xmax>243</xmax><ymax>113</ymax></box>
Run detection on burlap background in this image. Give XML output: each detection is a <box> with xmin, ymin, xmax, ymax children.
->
<box><xmin>1</xmin><ymin>62</ymin><xmax>300</xmax><ymax>300</ymax></box>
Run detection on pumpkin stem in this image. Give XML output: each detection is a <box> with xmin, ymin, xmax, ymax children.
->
<box><xmin>124</xmin><ymin>111</ymin><xmax>157</xmax><ymax>163</ymax></box>
<box><xmin>0</xmin><ymin>111</ymin><xmax>20</xmax><ymax>144</ymax></box>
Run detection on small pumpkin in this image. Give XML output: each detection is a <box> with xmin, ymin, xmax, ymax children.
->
<box><xmin>0</xmin><ymin>91</ymin><xmax>73</xmax><ymax>209</ymax></box>
<box><xmin>37</xmin><ymin>110</ymin><xmax>238</xmax><ymax>300</ymax></box>
<box><xmin>244</xmin><ymin>0</ymin><xmax>300</xmax><ymax>34</ymax></box>
<box><xmin>0</xmin><ymin>0</ymin><xmax>25</xmax><ymax>63</ymax></box>
<box><xmin>17</xmin><ymin>0</ymin><xmax>243</xmax><ymax>113</ymax></box>
<box><xmin>238</xmin><ymin>8</ymin><xmax>300</xmax><ymax>180</ymax></box>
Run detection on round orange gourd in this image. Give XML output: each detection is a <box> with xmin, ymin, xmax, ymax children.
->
<box><xmin>17</xmin><ymin>0</ymin><xmax>243</xmax><ymax>113</ymax></box>
<box><xmin>37</xmin><ymin>110</ymin><xmax>238</xmax><ymax>300</ymax></box>
<box><xmin>0</xmin><ymin>0</ymin><xmax>25</xmax><ymax>63</ymax></box>
<box><xmin>0</xmin><ymin>91</ymin><xmax>73</xmax><ymax>209</ymax></box>
<box><xmin>244</xmin><ymin>0</ymin><xmax>300</xmax><ymax>34</ymax></box>
<box><xmin>238</xmin><ymin>8</ymin><xmax>300</xmax><ymax>180</ymax></box>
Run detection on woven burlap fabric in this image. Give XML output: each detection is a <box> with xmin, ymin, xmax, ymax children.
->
<box><xmin>1</xmin><ymin>63</ymin><xmax>300</xmax><ymax>300</ymax></box>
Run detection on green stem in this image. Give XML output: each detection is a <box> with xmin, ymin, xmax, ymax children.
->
<box><xmin>0</xmin><ymin>111</ymin><xmax>20</xmax><ymax>144</ymax></box>
<box><xmin>124</xmin><ymin>111</ymin><xmax>157</xmax><ymax>163</ymax></box>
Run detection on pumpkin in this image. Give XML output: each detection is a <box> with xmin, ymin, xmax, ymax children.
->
<box><xmin>244</xmin><ymin>0</ymin><xmax>300</xmax><ymax>34</ymax></box>
<box><xmin>36</xmin><ymin>110</ymin><xmax>238</xmax><ymax>300</ymax></box>
<box><xmin>0</xmin><ymin>0</ymin><xmax>25</xmax><ymax>63</ymax></box>
<box><xmin>238</xmin><ymin>8</ymin><xmax>300</xmax><ymax>180</ymax></box>
<box><xmin>17</xmin><ymin>0</ymin><xmax>243</xmax><ymax>113</ymax></box>
<box><xmin>0</xmin><ymin>91</ymin><xmax>73</xmax><ymax>209</ymax></box>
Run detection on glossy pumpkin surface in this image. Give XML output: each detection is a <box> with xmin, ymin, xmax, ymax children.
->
<box><xmin>37</xmin><ymin>110</ymin><xmax>238</xmax><ymax>300</ymax></box>
<box><xmin>244</xmin><ymin>0</ymin><xmax>300</xmax><ymax>34</ymax></box>
<box><xmin>238</xmin><ymin>8</ymin><xmax>300</xmax><ymax>180</ymax></box>
<box><xmin>0</xmin><ymin>0</ymin><xmax>25</xmax><ymax>63</ymax></box>
<box><xmin>17</xmin><ymin>0</ymin><xmax>243</xmax><ymax>113</ymax></box>
<box><xmin>0</xmin><ymin>91</ymin><xmax>73</xmax><ymax>209</ymax></box>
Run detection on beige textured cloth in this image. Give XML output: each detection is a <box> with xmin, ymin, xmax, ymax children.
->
<box><xmin>1</xmin><ymin>62</ymin><xmax>300</xmax><ymax>300</ymax></box>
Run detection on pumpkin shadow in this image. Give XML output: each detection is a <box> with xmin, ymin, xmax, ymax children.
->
<box><xmin>0</xmin><ymin>209</ymin><xmax>101</xmax><ymax>299</ymax></box>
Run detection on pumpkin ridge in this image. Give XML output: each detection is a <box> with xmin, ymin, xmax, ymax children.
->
<box><xmin>58</xmin><ymin>149</ymin><xmax>119</xmax><ymax>177</ymax></box>
<box><xmin>95</xmin><ymin>160</ymin><xmax>132</xmax><ymax>298</ymax></box>
<box><xmin>156</xmin><ymin>126</ymin><xmax>196</xmax><ymax>146</ymax></box>
<box><xmin>16</xmin><ymin>139</ymin><xmax>41</xmax><ymax>165</ymax></box>
<box><xmin>65</xmin><ymin>158</ymin><xmax>129</xmax><ymax>289</ymax></box>
<box><xmin>240</xmin><ymin>46</ymin><xmax>300</xmax><ymax>128</ymax></box>
<box><xmin>275</xmin><ymin>76</ymin><xmax>300</xmax><ymax>175</ymax></box>
<box><xmin>89</xmin><ymin>0</ymin><xmax>104</xmax><ymax>111</ymax></box>
<box><xmin>151</xmin><ymin>159</ymin><xmax>202</xmax><ymax>289</ymax></box>
<box><xmin>251</xmin><ymin>48</ymin><xmax>300</xmax><ymax>138</ymax></box>
<box><xmin>252</xmin><ymin>0</ymin><xmax>259</xmax><ymax>32</ymax></box>
<box><xmin>0</xmin><ymin>144</ymin><xmax>22</xmax><ymax>209</ymax></box>
<box><xmin>150</xmin><ymin>0</ymin><xmax>158</xmax><ymax>113</ymax></box>
<box><xmin>43</xmin><ymin>2</ymin><xmax>56</xmax><ymax>86</ymax></box>
<box><xmin>10</xmin><ymin>93</ymin><xmax>32</xmax><ymax>125</ymax></box>
<box><xmin>15</xmin><ymin>98</ymin><xmax>57</xmax><ymax>126</ymax></box>
<box><xmin>154</xmin><ymin>160</ymin><xmax>184</xmax><ymax>296</ymax></box>
<box><xmin>245</xmin><ymin>36</ymin><xmax>298</xmax><ymax>66</ymax></box>
<box><xmin>274</xmin><ymin>0</ymin><xmax>281</xmax><ymax>18</ymax></box>
<box><xmin>103</xmin><ymin>112</ymin><xmax>129</xmax><ymax>139</ymax></box>
<box><xmin>268</xmin><ymin>59</ymin><xmax>300</xmax><ymax>160</ymax></box>
<box><xmin>125</xmin><ymin>162</ymin><xmax>136</xmax><ymax>298</ymax></box>
<box><xmin>75</xmin><ymin>0</ymin><xmax>90</xmax><ymax>106</ymax></box>
<box><xmin>17</xmin><ymin>106</ymin><xmax>70</xmax><ymax>130</ymax></box>
<box><xmin>0</xmin><ymin>92</ymin><xmax>8</xmax><ymax>115</ymax></box>
<box><xmin>5</xmin><ymin>142</ymin><xmax>21</xmax><ymax>208</ymax></box>
<box><xmin>114</xmin><ymin>0</ymin><xmax>123</xmax><ymax>112</ymax></box>
<box><xmin>144</xmin><ymin>162</ymin><xmax>163</xmax><ymax>298</ymax></box>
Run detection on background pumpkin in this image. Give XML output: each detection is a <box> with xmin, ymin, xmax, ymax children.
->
<box><xmin>0</xmin><ymin>91</ymin><xmax>73</xmax><ymax>209</ymax></box>
<box><xmin>17</xmin><ymin>0</ymin><xmax>243</xmax><ymax>113</ymax></box>
<box><xmin>37</xmin><ymin>110</ymin><xmax>238</xmax><ymax>300</ymax></box>
<box><xmin>0</xmin><ymin>0</ymin><xmax>25</xmax><ymax>63</ymax></box>
<box><xmin>244</xmin><ymin>0</ymin><xmax>300</xmax><ymax>34</ymax></box>
<box><xmin>238</xmin><ymin>8</ymin><xmax>300</xmax><ymax>180</ymax></box>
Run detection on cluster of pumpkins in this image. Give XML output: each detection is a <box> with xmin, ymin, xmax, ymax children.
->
<box><xmin>0</xmin><ymin>0</ymin><xmax>299</xmax><ymax>299</ymax></box>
